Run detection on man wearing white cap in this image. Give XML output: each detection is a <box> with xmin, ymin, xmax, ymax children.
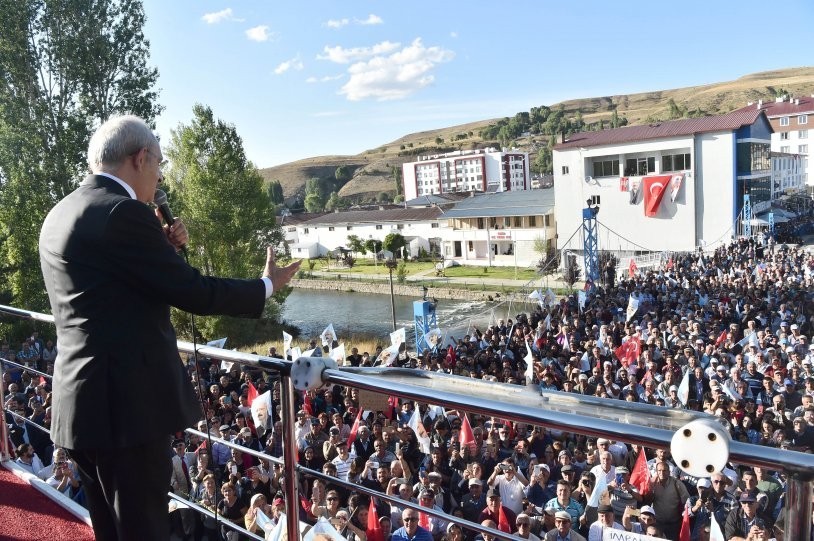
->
<box><xmin>543</xmin><ymin>511</ymin><xmax>586</xmax><ymax>541</ymax></box>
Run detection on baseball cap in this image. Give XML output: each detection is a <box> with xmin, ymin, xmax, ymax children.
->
<box><xmin>784</xmin><ymin>378</ymin><xmax>795</xmax><ymax>386</ymax></box>
<box><xmin>486</xmin><ymin>487</ymin><xmax>500</xmax><ymax>498</ymax></box>
<box><xmin>696</xmin><ymin>479</ymin><xmax>712</xmax><ymax>488</ymax></box>
<box><xmin>597</xmin><ymin>503</ymin><xmax>614</xmax><ymax>513</ymax></box>
<box><xmin>739</xmin><ymin>492</ymin><xmax>757</xmax><ymax>503</ymax></box>
<box><xmin>468</xmin><ymin>478</ymin><xmax>482</xmax><ymax>487</ymax></box>
<box><xmin>640</xmin><ymin>505</ymin><xmax>656</xmax><ymax>517</ymax></box>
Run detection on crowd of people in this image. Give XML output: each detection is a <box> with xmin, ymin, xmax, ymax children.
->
<box><xmin>3</xmin><ymin>237</ymin><xmax>813</xmax><ymax>541</ymax></box>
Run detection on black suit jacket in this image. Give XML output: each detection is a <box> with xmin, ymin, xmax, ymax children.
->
<box><xmin>39</xmin><ymin>175</ymin><xmax>265</xmax><ymax>450</ymax></box>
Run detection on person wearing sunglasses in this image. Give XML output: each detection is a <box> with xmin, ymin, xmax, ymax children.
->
<box><xmin>392</xmin><ymin>510</ymin><xmax>434</xmax><ymax>541</ymax></box>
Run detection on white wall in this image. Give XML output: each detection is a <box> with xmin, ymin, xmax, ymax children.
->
<box><xmin>694</xmin><ymin>132</ymin><xmax>736</xmax><ymax>248</ymax></box>
<box><xmin>296</xmin><ymin>220</ymin><xmax>446</xmax><ymax>257</ymax></box>
<box><xmin>554</xmin><ymin>137</ymin><xmax>704</xmax><ymax>253</ymax></box>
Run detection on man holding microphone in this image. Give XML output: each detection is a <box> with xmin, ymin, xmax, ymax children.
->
<box><xmin>39</xmin><ymin>114</ymin><xmax>299</xmax><ymax>541</ymax></box>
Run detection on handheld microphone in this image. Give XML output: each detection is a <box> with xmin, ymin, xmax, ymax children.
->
<box><xmin>153</xmin><ymin>189</ymin><xmax>186</xmax><ymax>253</ymax></box>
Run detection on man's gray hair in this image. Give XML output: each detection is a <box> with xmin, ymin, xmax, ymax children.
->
<box><xmin>87</xmin><ymin>115</ymin><xmax>157</xmax><ymax>172</ymax></box>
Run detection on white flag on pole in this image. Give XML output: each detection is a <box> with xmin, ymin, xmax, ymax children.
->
<box><xmin>409</xmin><ymin>408</ymin><xmax>432</xmax><ymax>454</ymax></box>
<box><xmin>282</xmin><ymin>331</ymin><xmax>292</xmax><ymax>356</ymax></box>
<box><xmin>390</xmin><ymin>328</ymin><xmax>406</xmax><ymax>348</ymax></box>
<box><xmin>677</xmin><ymin>368</ymin><xmax>690</xmax><ymax>406</ymax></box>
<box><xmin>321</xmin><ymin>324</ymin><xmax>337</xmax><ymax>347</ymax></box>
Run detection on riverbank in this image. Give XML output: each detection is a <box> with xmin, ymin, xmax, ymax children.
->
<box><xmin>291</xmin><ymin>277</ymin><xmax>525</xmax><ymax>301</ymax></box>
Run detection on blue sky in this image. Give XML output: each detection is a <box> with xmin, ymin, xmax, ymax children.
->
<box><xmin>142</xmin><ymin>0</ymin><xmax>814</xmax><ymax>168</ymax></box>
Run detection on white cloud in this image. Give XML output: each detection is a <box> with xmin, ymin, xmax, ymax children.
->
<box><xmin>306</xmin><ymin>74</ymin><xmax>345</xmax><ymax>83</ymax></box>
<box><xmin>246</xmin><ymin>25</ymin><xmax>271</xmax><ymax>42</ymax></box>
<box><xmin>274</xmin><ymin>55</ymin><xmax>304</xmax><ymax>75</ymax></box>
<box><xmin>202</xmin><ymin>8</ymin><xmax>236</xmax><ymax>24</ymax></box>
<box><xmin>317</xmin><ymin>41</ymin><xmax>401</xmax><ymax>64</ymax></box>
<box><xmin>325</xmin><ymin>18</ymin><xmax>349</xmax><ymax>28</ymax></box>
<box><xmin>356</xmin><ymin>14</ymin><xmax>383</xmax><ymax>25</ymax></box>
<box><xmin>450</xmin><ymin>31</ymin><xmax>458</xmax><ymax>38</ymax></box>
<box><xmin>339</xmin><ymin>38</ymin><xmax>455</xmax><ymax>101</ymax></box>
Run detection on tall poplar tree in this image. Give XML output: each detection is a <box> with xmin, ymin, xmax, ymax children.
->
<box><xmin>0</xmin><ymin>0</ymin><xmax>161</xmax><ymax>336</ymax></box>
<box><xmin>163</xmin><ymin>104</ymin><xmax>288</xmax><ymax>345</ymax></box>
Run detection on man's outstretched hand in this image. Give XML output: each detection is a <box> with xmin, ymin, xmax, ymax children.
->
<box><xmin>263</xmin><ymin>247</ymin><xmax>301</xmax><ymax>293</ymax></box>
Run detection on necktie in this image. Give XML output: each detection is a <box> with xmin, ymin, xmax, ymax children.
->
<box><xmin>181</xmin><ymin>457</ymin><xmax>191</xmax><ymax>488</ymax></box>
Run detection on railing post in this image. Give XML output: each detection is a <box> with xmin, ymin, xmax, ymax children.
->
<box><xmin>0</xmin><ymin>360</ymin><xmax>10</xmax><ymax>461</ymax></box>
<box><xmin>280</xmin><ymin>373</ymin><xmax>301</xmax><ymax>540</ymax></box>
<box><xmin>784</xmin><ymin>473</ymin><xmax>812</xmax><ymax>541</ymax></box>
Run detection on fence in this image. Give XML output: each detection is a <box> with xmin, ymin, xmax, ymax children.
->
<box><xmin>1</xmin><ymin>303</ymin><xmax>813</xmax><ymax>541</ymax></box>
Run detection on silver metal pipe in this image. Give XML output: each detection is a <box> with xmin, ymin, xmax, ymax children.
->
<box><xmin>280</xmin><ymin>374</ymin><xmax>301</xmax><ymax>541</ymax></box>
<box><xmin>0</xmin><ymin>360</ymin><xmax>10</xmax><ymax>461</ymax></box>
<box><xmin>166</xmin><ymin>492</ymin><xmax>265</xmax><ymax>541</ymax></box>
<box><xmin>784</xmin><ymin>472</ymin><xmax>813</xmax><ymax>541</ymax></box>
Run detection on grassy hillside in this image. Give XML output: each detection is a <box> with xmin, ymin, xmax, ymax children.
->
<box><xmin>259</xmin><ymin>67</ymin><xmax>814</xmax><ymax>205</ymax></box>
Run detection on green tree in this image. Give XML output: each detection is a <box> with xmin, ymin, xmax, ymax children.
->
<box><xmin>391</xmin><ymin>165</ymin><xmax>403</xmax><ymax>195</ymax></box>
<box><xmin>346</xmin><ymin>234</ymin><xmax>366</xmax><ymax>256</ymax></box>
<box><xmin>268</xmin><ymin>180</ymin><xmax>285</xmax><ymax>204</ymax></box>
<box><xmin>163</xmin><ymin>104</ymin><xmax>287</xmax><ymax>345</ymax></box>
<box><xmin>0</xmin><ymin>0</ymin><xmax>161</xmax><ymax>338</ymax></box>
<box><xmin>324</xmin><ymin>191</ymin><xmax>348</xmax><ymax>211</ymax></box>
<box><xmin>304</xmin><ymin>177</ymin><xmax>326</xmax><ymax>213</ymax></box>
<box><xmin>364</xmin><ymin>238</ymin><xmax>382</xmax><ymax>256</ymax></box>
<box><xmin>335</xmin><ymin>165</ymin><xmax>351</xmax><ymax>183</ymax></box>
<box><xmin>383</xmin><ymin>233</ymin><xmax>406</xmax><ymax>258</ymax></box>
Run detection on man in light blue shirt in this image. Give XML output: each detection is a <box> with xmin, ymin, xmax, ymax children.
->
<box><xmin>391</xmin><ymin>509</ymin><xmax>434</xmax><ymax>541</ymax></box>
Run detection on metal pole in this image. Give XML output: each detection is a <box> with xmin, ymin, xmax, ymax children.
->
<box><xmin>0</xmin><ymin>360</ymin><xmax>10</xmax><ymax>461</ymax></box>
<box><xmin>784</xmin><ymin>473</ymin><xmax>812</xmax><ymax>541</ymax></box>
<box><xmin>389</xmin><ymin>266</ymin><xmax>396</xmax><ymax>331</ymax></box>
<box><xmin>280</xmin><ymin>374</ymin><xmax>301</xmax><ymax>541</ymax></box>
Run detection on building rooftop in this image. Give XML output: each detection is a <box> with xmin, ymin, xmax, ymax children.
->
<box><xmin>299</xmin><ymin>206</ymin><xmax>444</xmax><ymax>226</ymax></box>
<box><xmin>735</xmin><ymin>95</ymin><xmax>814</xmax><ymax>117</ymax></box>
<box><xmin>554</xmin><ymin>109</ymin><xmax>765</xmax><ymax>150</ymax></box>
<box><xmin>443</xmin><ymin>189</ymin><xmax>555</xmax><ymax>219</ymax></box>
<box><xmin>404</xmin><ymin>193</ymin><xmax>472</xmax><ymax>207</ymax></box>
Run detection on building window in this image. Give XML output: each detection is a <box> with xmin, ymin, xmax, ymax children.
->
<box><xmin>800</xmin><ymin>130</ymin><xmax>808</xmax><ymax>139</ymax></box>
<box><xmin>780</xmin><ymin>146</ymin><xmax>790</xmax><ymax>153</ymax></box>
<box><xmin>663</xmin><ymin>153</ymin><xmax>691</xmax><ymax>172</ymax></box>
<box><xmin>592</xmin><ymin>159</ymin><xmax>620</xmax><ymax>177</ymax></box>
<box><xmin>346</xmin><ymin>226</ymin><xmax>352</xmax><ymax>230</ymax></box>
<box><xmin>800</xmin><ymin>145</ymin><xmax>809</xmax><ymax>154</ymax></box>
<box><xmin>544</xmin><ymin>215</ymin><xmax>551</xmax><ymax>227</ymax></box>
<box><xmin>799</xmin><ymin>115</ymin><xmax>808</xmax><ymax>125</ymax></box>
<box><xmin>624</xmin><ymin>157</ymin><xmax>655</xmax><ymax>176</ymax></box>
<box><xmin>561</xmin><ymin>165</ymin><xmax>569</xmax><ymax>175</ymax></box>
<box><xmin>431</xmin><ymin>222</ymin><xmax>439</xmax><ymax>228</ymax></box>
<box><xmin>780</xmin><ymin>132</ymin><xmax>789</xmax><ymax>140</ymax></box>
<box><xmin>477</xmin><ymin>218</ymin><xmax>485</xmax><ymax>229</ymax></box>
<box><xmin>529</xmin><ymin>216</ymin><xmax>536</xmax><ymax>227</ymax></box>
<box><xmin>514</xmin><ymin>216</ymin><xmax>522</xmax><ymax>227</ymax></box>
<box><xmin>375</xmin><ymin>225</ymin><xmax>382</xmax><ymax>230</ymax></box>
<box><xmin>397</xmin><ymin>224</ymin><xmax>404</xmax><ymax>230</ymax></box>
<box><xmin>303</xmin><ymin>227</ymin><xmax>309</xmax><ymax>234</ymax></box>
<box><xmin>328</xmin><ymin>227</ymin><xmax>335</xmax><ymax>231</ymax></box>
<box><xmin>780</xmin><ymin>117</ymin><xmax>789</xmax><ymax>126</ymax></box>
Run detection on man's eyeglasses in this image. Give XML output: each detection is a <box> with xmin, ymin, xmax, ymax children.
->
<box><xmin>403</xmin><ymin>517</ymin><xmax>418</xmax><ymax>523</ymax></box>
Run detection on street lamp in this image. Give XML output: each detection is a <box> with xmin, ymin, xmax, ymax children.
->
<box><xmin>385</xmin><ymin>258</ymin><xmax>398</xmax><ymax>331</ymax></box>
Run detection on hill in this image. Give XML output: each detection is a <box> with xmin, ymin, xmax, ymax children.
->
<box><xmin>259</xmin><ymin>66</ymin><xmax>814</xmax><ymax>205</ymax></box>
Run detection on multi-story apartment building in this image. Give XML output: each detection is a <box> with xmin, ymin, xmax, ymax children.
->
<box><xmin>738</xmin><ymin>95</ymin><xmax>812</xmax><ymax>195</ymax></box>
<box><xmin>401</xmin><ymin>148</ymin><xmax>530</xmax><ymax>200</ymax></box>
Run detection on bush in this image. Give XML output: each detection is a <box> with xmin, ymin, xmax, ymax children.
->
<box><xmin>396</xmin><ymin>261</ymin><xmax>408</xmax><ymax>284</ymax></box>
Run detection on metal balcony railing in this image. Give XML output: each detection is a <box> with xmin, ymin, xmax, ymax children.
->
<box><xmin>1</xmin><ymin>303</ymin><xmax>813</xmax><ymax>541</ymax></box>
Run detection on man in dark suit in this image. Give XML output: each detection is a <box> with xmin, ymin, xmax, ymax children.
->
<box><xmin>38</xmin><ymin>114</ymin><xmax>299</xmax><ymax>541</ymax></box>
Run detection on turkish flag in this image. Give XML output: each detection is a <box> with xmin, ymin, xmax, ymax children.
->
<box><xmin>643</xmin><ymin>175</ymin><xmax>671</xmax><ymax>217</ymax></box>
<box><xmin>347</xmin><ymin>407</ymin><xmax>364</xmax><ymax>447</ymax></box>
<box><xmin>628</xmin><ymin>258</ymin><xmax>638</xmax><ymax>278</ymax></box>
<box><xmin>459</xmin><ymin>414</ymin><xmax>476</xmax><ymax>455</ymax></box>
<box><xmin>246</xmin><ymin>381</ymin><xmax>258</xmax><ymax>406</ymax></box>
<box><xmin>366</xmin><ymin>498</ymin><xmax>385</xmax><ymax>541</ymax></box>
<box><xmin>679</xmin><ymin>504</ymin><xmax>691</xmax><ymax>541</ymax></box>
<box><xmin>497</xmin><ymin>504</ymin><xmax>512</xmax><ymax>533</ymax></box>
<box><xmin>629</xmin><ymin>448</ymin><xmax>651</xmax><ymax>497</ymax></box>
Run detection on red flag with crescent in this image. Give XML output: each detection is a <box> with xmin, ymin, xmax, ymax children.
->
<box><xmin>643</xmin><ymin>175</ymin><xmax>671</xmax><ymax>217</ymax></box>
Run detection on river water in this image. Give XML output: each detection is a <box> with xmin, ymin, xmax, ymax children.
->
<box><xmin>281</xmin><ymin>289</ymin><xmax>511</xmax><ymax>345</ymax></box>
